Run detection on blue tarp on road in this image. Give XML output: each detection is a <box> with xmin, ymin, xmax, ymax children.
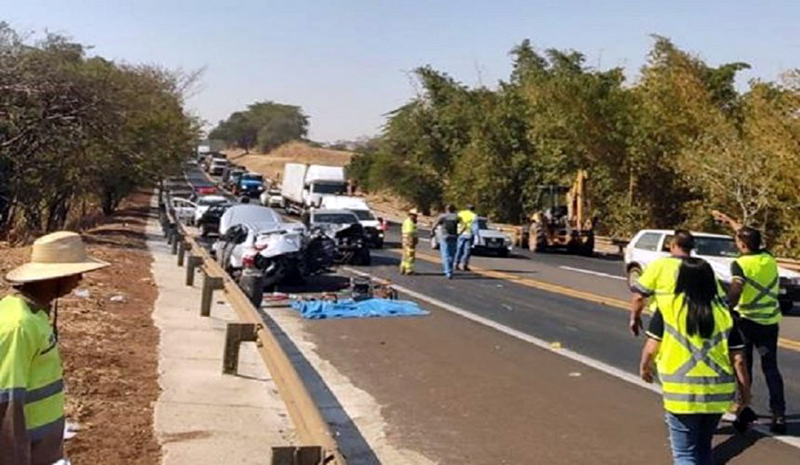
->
<box><xmin>290</xmin><ymin>298</ymin><xmax>428</xmax><ymax>320</ymax></box>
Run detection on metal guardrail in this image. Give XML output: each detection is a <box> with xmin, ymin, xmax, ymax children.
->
<box><xmin>158</xmin><ymin>187</ymin><xmax>346</xmax><ymax>465</ymax></box>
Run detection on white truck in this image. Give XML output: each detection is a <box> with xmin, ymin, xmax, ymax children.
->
<box><xmin>281</xmin><ymin>163</ymin><xmax>347</xmax><ymax>215</ymax></box>
<box><xmin>319</xmin><ymin>195</ymin><xmax>385</xmax><ymax>248</ymax></box>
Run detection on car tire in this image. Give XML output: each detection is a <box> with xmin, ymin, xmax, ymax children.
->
<box><xmin>498</xmin><ymin>249</ymin><xmax>509</xmax><ymax>258</ymax></box>
<box><xmin>627</xmin><ymin>265</ymin><xmax>643</xmax><ymax>289</ymax></box>
<box><xmin>779</xmin><ymin>298</ymin><xmax>794</xmax><ymax>315</ymax></box>
<box><xmin>374</xmin><ymin>238</ymin><xmax>384</xmax><ymax>249</ymax></box>
<box><xmin>239</xmin><ymin>274</ymin><xmax>265</xmax><ymax>308</ymax></box>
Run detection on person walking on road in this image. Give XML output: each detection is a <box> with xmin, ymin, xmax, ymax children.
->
<box><xmin>713</xmin><ymin>212</ymin><xmax>787</xmax><ymax>433</ymax></box>
<box><xmin>629</xmin><ymin>230</ymin><xmax>695</xmax><ymax>336</ymax></box>
<box><xmin>640</xmin><ymin>258</ymin><xmax>751</xmax><ymax>465</ymax></box>
<box><xmin>400</xmin><ymin>208</ymin><xmax>419</xmax><ymax>275</ymax></box>
<box><xmin>1</xmin><ymin>231</ymin><xmax>109</xmax><ymax>465</ymax></box>
<box><xmin>433</xmin><ymin>205</ymin><xmax>461</xmax><ymax>279</ymax></box>
<box><xmin>455</xmin><ymin>204</ymin><xmax>479</xmax><ymax>271</ymax></box>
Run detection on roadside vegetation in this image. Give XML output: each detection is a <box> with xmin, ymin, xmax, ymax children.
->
<box><xmin>348</xmin><ymin>37</ymin><xmax>800</xmax><ymax>256</ymax></box>
<box><xmin>209</xmin><ymin>101</ymin><xmax>308</xmax><ymax>154</ymax></box>
<box><xmin>0</xmin><ymin>23</ymin><xmax>198</xmax><ymax>242</ymax></box>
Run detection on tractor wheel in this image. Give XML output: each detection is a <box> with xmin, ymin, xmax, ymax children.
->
<box><xmin>528</xmin><ymin>222</ymin><xmax>547</xmax><ymax>253</ymax></box>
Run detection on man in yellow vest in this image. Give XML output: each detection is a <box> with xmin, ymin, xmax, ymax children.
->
<box><xmin>1</xmin><ymin>231</ymin><xmax>109</xmax><ymax>465</ymax></box>
<box><xmin>716</xmin><ymin>217</ymin><xmax>787</xmax><ymax>433</ymax></box>
<box><xmin>455</xmin><ymin>205</ymin><xmax>479</xmax><ymax>272</ymax></box>
<box><xmin>629</xmin><ymin>230</ymin><xmax>695</xmax><ymax>336</ymax></box>
<box><xmin>640</xmin><ymin>258</ymin><xmax>750</xmax><ymax>464</ymax></box>
<box><xmin>400</xmin><ymin>208</ymin><xmax>419</xmax><ymax>275</ymax></box>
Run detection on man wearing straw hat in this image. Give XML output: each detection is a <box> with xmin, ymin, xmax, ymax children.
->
<box><xmin>1</xmin><ymin>231</ymin><xmax>108</xmax><ymax>465</ymax></box>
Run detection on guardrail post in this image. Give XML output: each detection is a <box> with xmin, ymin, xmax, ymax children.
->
<box><xmin>177</xmin><ymin>239</ymin><xmax>186</xmax><ymax>266</ymax></box>
<box><xmin>271</xmin><ymin>446</ymin><xmax>324</xmax><ymax>465</ymax></box>
<box><xmin>200</xmin><ymin>274</ymin><xmax>224</xmax><ymax>317</ymax></box>
<box><xmin>223</xmin><ymin>323</ymin><xmax>258</xmax><ymax>375</ymax></box>
<box><xmin>185</xmin><ymin>255</ymin><xmax>201</xmax><ymax>286</ymax></box>
<box><xmin>171</xmin><ymin>230</ymin><xmax>181</xmax><ymax>255</ymax></box>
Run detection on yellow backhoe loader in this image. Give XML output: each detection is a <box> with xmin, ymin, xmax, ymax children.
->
<box><xmin>525</xmin><ymin>169</ymin><xmax>595</xmax><ymax>256</ymax></box>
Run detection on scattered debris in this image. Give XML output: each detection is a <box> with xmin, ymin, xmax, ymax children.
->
<box><xmin>569</xmin><ymin>372</ymin><xmax>582</xmax><ymax>377</ymax></box>
<box><xmin>73</xmin><ymin>289</ymin><xmax>91</xmax><ymax>298</ymax></box>
<box><xmin>110</xmin><ymin>294</ymin><xmax>126</xmax><ymax>303</ymax></box>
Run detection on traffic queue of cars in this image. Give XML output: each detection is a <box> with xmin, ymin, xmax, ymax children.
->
<box><xmin>168</xmin><ymin>157</ymin><xmax>388</xmax><ymax>304</ymax></box>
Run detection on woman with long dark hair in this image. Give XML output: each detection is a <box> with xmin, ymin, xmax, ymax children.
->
<box><xmin>640</xmin><ymin>258</ymin><xmax>751</xmax><ymax>465</ymax></box>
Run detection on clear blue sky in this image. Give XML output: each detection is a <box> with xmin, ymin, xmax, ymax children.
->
<box><xmin>5</xmin><ymin>1</ymin><xmax>799</xmax><ymax>141</ymax></box>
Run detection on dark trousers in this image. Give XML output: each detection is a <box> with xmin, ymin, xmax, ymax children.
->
<box><xmin>740</xmin><ymin>318</ymin><xmax>786</xmax><ymax>415</ymax></box>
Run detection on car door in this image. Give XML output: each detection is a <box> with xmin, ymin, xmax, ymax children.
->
<box><xmin>632</xmin><ymin>231</ymin><xmax>666</xmax><ymax>270</ymax></box>
<box><xmin>218</xmin><ymin>225</ymin><xmax>241</xmax><ymax>268</ymax></box>
<box><xmin>229</xmin><ymin>226</ymin><xmax>252</xmax><ymax>269</ymax></box>
<box><xmin>171</xmin><ymin>198</ymin><xmax>196</xmax><ymax>224</ymax></box>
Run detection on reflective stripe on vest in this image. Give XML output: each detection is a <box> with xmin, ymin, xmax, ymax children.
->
<box><xmin>0</xmin><ymin>295</ymin><xmax>66</xmax><ymax>433</ymax></box>
<box><xmin>656</xmin><ymin>296</ymin><xmax>736</xmax><ymax>414</ymax></box>
<box><xmin>735</xmin><ymin>253</ymin><xmax>781</xmax><ymax>325</ymax></box>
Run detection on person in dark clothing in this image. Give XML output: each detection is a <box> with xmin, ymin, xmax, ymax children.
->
<box><xmin>433</xmin><ymin>205</ymin><xmax>461</xmax><ymax>279</ymax></box>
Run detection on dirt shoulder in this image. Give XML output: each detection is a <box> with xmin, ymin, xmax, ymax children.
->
<box><xmin>0</xmin><ymin>191</ymin><xmax>161</xmax><ymax>464</ymax></box>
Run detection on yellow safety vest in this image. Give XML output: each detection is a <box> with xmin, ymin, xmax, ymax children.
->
<box><xmin>457</xmin><ymin>210</ymin><xmax>477</xmax><ymax>236</ymax></box>
<box><xmin>656</xmin><ymin>295</ymin><xmax>736</xmax><ymax>414</ymax></box>
<box><xmin>734</xmin><ymin>252</ymin><xmax>781</xmax><ymax>325</ymax></box>
<box><xmin>401</xmin><ymin>218</ymin><xmax>418</xmax><ymax>238</ymax></box>
<box><xmin>637</xmin><ymin>257</ymin><xmax>726</xmax><ymax>312</ymax></box>
<box><xmin>0</xmin><ymin>295</ymin><xmax>65</xmax><ymax>439</ymax></box>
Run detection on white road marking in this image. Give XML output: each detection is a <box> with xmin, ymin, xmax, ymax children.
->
<box><xmin>343</xmin><ymin>266</ymin><xmax>800</xmax><ymax>450</ymax></box>
<box><xmin>559</xmin><ymin>265</ymin><xmax>626</xmax><ymax>281</ymax></box>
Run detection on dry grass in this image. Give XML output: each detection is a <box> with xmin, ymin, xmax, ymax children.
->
<box><xmin>225</xmin><ymin>141</ymin><xmax>354</xmax><ymax>182</ymax></box>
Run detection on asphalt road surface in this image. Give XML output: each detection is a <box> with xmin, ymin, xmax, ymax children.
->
<box><xmin>181</xmin><ymin>163</ymin><xmax>800</xmax><ymax>462</ymax></box>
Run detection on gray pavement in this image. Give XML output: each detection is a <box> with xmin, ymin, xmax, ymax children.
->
<box><xmin>147</xmin><ymin>202</ymin><xmax>295</xmax><ymax>464</ymax></box>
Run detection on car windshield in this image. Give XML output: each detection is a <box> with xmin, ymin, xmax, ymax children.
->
<box><xmin>694</xmin><ymin>236</ymin><xmax>739</xmax><ymax>258</ymax></box>
<box><xmin>314</xmin><ymin>213</ymin><xmax>357</xmax><ymax>224</ymax></box>
<box><xmin>241</xmin><ymin>174</ymin><xmax>263</xmax><ymax>182</ymax></box>
<box><xmin>351</xmin><ymin>209</ymin><xmax>375</xmax><ymax>221</ymax></box>
<box><xmin>312</xmin><ymin>182</ymin><xmax>347</xmax><ymax>195</ymax></box>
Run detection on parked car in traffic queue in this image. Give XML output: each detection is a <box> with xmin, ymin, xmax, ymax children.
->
<box><xmin>212</xmin><ymin>205</ymin><xmax>308</xmax><ymax>304</ymax></box>
<box><xmin>303</xmin><ymin>209</ymin><xmax>371</xmax><ymax>265</ymax></box>
<box><xmin>318</xmin><ymin>195</ymin><xmax>385</xmax><ymax>248</ymax></box>
<box><xmin>624</xmin><ymin>229</ymin><xmax>800</xmax><ymax>314</ymax></box>
<box><xmin>233</xmin><ymin>173</ymin><xmax>265</xmax><ymax>198</ymax></box>
<box><xmin>431</xmin><ymin>217</ymin><xmax>514</xmax><ymax>257</ymax></box>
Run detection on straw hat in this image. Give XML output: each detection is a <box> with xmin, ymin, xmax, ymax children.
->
<box><xmin>5</xmin><ymin>231</ymin><xmax>109</xmax><ymax>283</ymax></box>
<box><xmin>408</xmin><ymin>208</ymin><xmax>420</xmax><ymax>216</ymax></box>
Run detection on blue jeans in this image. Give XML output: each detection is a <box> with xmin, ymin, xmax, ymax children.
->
<box><xmin>455</xmin><ymin>234</ymin><xmax>474</xmax><ymax>267</ymax></box>
<box><xmin>665</xmin><ymin>412</ymin><xmax>721</xmax><ymax>465</ymax></box>
<box><xmin>440</xmin><ymin>237</ymin><xmax>457</xmax><ymax>277</ymax></box>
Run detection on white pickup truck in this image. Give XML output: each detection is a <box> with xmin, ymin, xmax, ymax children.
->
<box><xmin>624</xmin><ymin>229</ymin><xmax>800</xmax><ymax>314</ymax></box>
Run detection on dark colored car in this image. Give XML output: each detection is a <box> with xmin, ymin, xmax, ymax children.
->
<box><xmin>234</xmin><ymin>173</ymin><xmax>265</xmax><ymax>198</ymax></box>
<box><xmin>197</xmin><ymin>203</ymin><xmax>231</xmax><ymax>237</ymax></box>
